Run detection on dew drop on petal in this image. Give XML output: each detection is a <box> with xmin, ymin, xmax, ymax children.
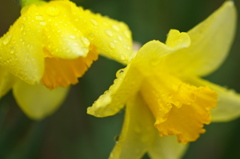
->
<box><xmin>118</xmin><ymin>35</ymin><xmax>123</xmax><ymax>41</ymax></box>
<box><xmin>46</xmin><ymin>6</ymin><xmax>60</xmax><ymax>16</ymax></box>
<box><xmin>80</xmin><ymin>37</ymin><xmax>90</xmax><ymax>46</ymax></box>
<box><xmin>90</xmin><ymin>18</ymin><xmax>98</xmax><ymax>26</ymax></box>
<box><xmin>105</xmin><ymin>30</ymin><xmax>113</xmax><ymax>37</ymax></box>
<box><xmin>114</xmin><ymin>135</ymin><xmax>119</xmax><ymax>143</ymax></box>
<box><xmin>124</xmin><ymin>30</ymin><xmax>131</xmax><ymax>39</ymax></box>
<box><xmin>88</xmin><ymin>33</ymin><xmax>95</xmax><ymax>40</ymax></box>
<box><xmin>112</xmin><ymin>24</ymin><xmax>120</xmax><ymax>31</ymax></box>
<box><xmin>69</xmin><ymin>35</ymin><xmax>76</xmax><ymax>39</ymax></box>
<box><xmin>39</xmin><ymin>22</ymin><xmax>46</xmax><ymax>25</ymax></box>
<box><xmin>116</xmin><ymin>68</ymin><xmax>124</xmax><ymax>77</ymax></box>
<box><xmin>3</xmin><ymin>34</ymin><xmax>12</xmax><ymax>45</ymax></box>
<box><xmin>120</xmin><ymin>54</ymin><xmax>126</xmax><ymax>60</ymax></box>
<box><xmin>35</xmin><ymin>15</ymin><xmax>44</xmax><ymax>21</ymax></box>
<box><xmin>20</xmin><ymin>23</ymin><xmax>25</xmax><ymax>31</ymax></box>
<box><xmin>110</xmin><ymin>42</ymin><xmax>116</xmax><ymax>48</ymax></box>
<box><xmin>10</xmin><ymin>47</ymin><xmax>15</xmax><ymax>54</ymax></box>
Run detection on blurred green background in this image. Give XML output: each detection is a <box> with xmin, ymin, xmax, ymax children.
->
<box><xmin>0</xmin><ymin>0</ymin><xmax>240</xmax><ymax>158</ymax></box>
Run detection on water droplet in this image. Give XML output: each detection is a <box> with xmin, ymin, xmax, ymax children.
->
<box><xmin>110</xmin><ymin>42</ymin><xmax>116</xmax><ymax>48</ymax></box>
<box><xmin>39</xmin><ymin>22</ymin><xmax>46</xmax><ymax>25</ymax></box>
<box><xmin>80</xmin><ymin>37</ymin><xmax>90</xmax><ymax>46</ymax></box>
<box><xmin>112</xmin><ymin>25</ymin><xmax>120</xmax><ymax>31</ymax></box>
<box><xmin>105</xmin><ymin>30</ymin><xmax>113</xmax><ymax>37</ymax></box>
<box><xmin>124</xmin><ymin>30</ymin><xmax>130</xmax><ymax>39</ymax></box>
<box><xmin>80</xmin><ymin>47</ymin><xmax>89</xmax><ymax>55</ymax></box>
<box><xmin>69</xmin><ymin>35</ymin><xmax>76</xmax><ymax>39</ymax></box>
<box><xmin>35</xmin><ymin>15</ymin><xmax>44</xmax><ymax>21</ymax></box>
<box><xmin>88</xmin><ymin>33</ymin><xmax>95</xmax><ymax>40</ymax></box>
<box><xmin>10</xmin><ymin>47</ymin><xmax>15</xmax><ymax>54</ymax></box>
<box><xmin>116</xmin><ymin>68</ymin><xmax>124</xmax><ymax>77</ymax></box>
<box><xmin>114</xmin><ymin>135</ymin><xmax>119</xmax><ymax>143</ymax></box>
<box><xmin>120</xmin><ymin>55</ymin><xmax>126</xmax><ymax>60</ymax></box>
<box><xmin>90</xmin><ymin>19</ymin><xmax>98</xmax><ymax>25</ymax></box>
<box><xmin>118</xmin><ymin>35</ymin><xmax>123</xmax><ymax>41</ymax></box>
<box><xmin>46</xmin><ymin>6</ymin><xmax>59</xmax><ymax>16</ymax></box>
<box><xmin>20</xmin><ymin>23</ymin><xmax>25</xmax><ymax>31</ymax></box>
<box><xmin>3</xmin><ymin>34</ymin><xmax>12</xmax><ymax>45</ymax></box>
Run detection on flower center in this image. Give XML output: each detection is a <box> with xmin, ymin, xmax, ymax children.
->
<box><xmin>41</xmin><ymin>45</ymin><xmax>98</xmax><ymax>89</ymax></box>
<box><xmin>140</xmin><ymin>73</ymin><xmax>217</xmax><ymax>144</ymax></box>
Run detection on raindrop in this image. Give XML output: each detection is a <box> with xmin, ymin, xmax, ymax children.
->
<box><xmin>112</xmin><ymin>25</ymin><xmax>120</xmax><ymax>31</ymax></box>
<box><xmin>90</xmin><ymin>19</ymin><xmax>98</xmax><ymax>25</ymax></box>
<box><xmin>116</xmin><ymin>68</ymin><xmax>124</xmax><ymax>77</ymax></box>
<box><xmin>10</xmin><ymin>47</ymin><xmax>15</xmax><ymax>54</ymax></box>
<box><xmin>69</xmin><ymin>35</ymin><xmax>76</xmax><ymax>39</ymax></box>
<box><xmin>46</xmin><ymin>6</ymin><xmax>59</xmax><ymax>16</ymax></box>
<box><xmin>109</xmin><ymin>42</ymin><xmax>116</xmax><ymax>48</ymax></box>
<box><xmin>88</xmin><ymin>33</ymin><xmax>95</xmax><ymax>40</ymax></box>
<box><xmin>3</xmin><ymin>34</ymin><xmax>12</xmax><ymax>45</ymax></box>
<box><xmin>35</xmin><ymin>15</ymin><xmax>44</xmax><ymax>21</ymax></box>
<box><xmin>39</xmin><ymin>22</ymin><xmax>46</xmax><ymax>26</ymax></box>
<box><xmin>118</xmin><ymin>35</ymin><xmax>123</xmax><ymax>41</ymax></box>
<box><xmin>80</xmin><ymin>37</ymin><xmax>90</xmax><ymax>46</ymax></box>
<box><xmin>105</xmin><ymin>30</ymin><xmax>113</xmax><ymax>37</ymax></box>
<box><xmin>120</xmin><ymin>55</ymin><xmax>126</xmax><ymax>61</ymax></box>
<box><xmin>79</xmin><ymin>47</ymin><xmax>89</xmax><ymax>55</ymax></box>
<box><xmin>124</xmin><ymin>30</ymin><xmax>131</xmax><ymax>39</ymax></box>
<box><xmin>114</xmin><ymin>135</ymin><xmax>119</xmax><ymax>143</ymax></box>
<box><xmin>20</xmin><ymin>23</ymin><xmax>25</xmax><ymax>31</ymax></box>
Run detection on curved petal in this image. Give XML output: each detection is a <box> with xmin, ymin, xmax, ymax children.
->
<box><xmin>109</xmin><ymin>94</ymin><xmax>156</xmax><ymax>159</ymax></box>
<box><xmin>13</xmin><ymin>80</ymin><xmax>69</xmax><ymax>120</ymax></box>
<box><xmin>88</xmin><ymin>31</ymin><xmax>190</xmax><ymax>117</ymax></box>
<box><xmin>164</xmin><ymin>1</ymin><xmax>236</xmax><ymax>76</ymax></box>
<box><xmin>132</xmin><ymin>30</ymin><xmax>191</xmax><ymax>75</ymax></box>
<box><xmin>0</xmin><ymin>5</ymin><xmax>45</xmax><ymax>84</ymax></box>
<box><xmin>74</xmin><ymin>7</ymin><xmax>133</xmax><ymax>64</ymax></box>
<box><xmin>183</xmin><ymin>76</ymin><xmax>240</xmax><ymax>122</ymax></box>
<box><xmin>0</xmin><ymin>67</ymin><xmax>15</xmax><ymax>98</ymax></box>
<box><xmin>87</xmin><ymin>65</ymin><xmax>143</xmax><ymax>117</ymax></box>
<box><xmin>148</xmin><ymin>136</ymin><xmax>188</xmax><ymax>159</ymax></box>
<box><xmin>43</xmin><ymin>1</ymin><xmax>91</xmax><ymax>59</ymax></box>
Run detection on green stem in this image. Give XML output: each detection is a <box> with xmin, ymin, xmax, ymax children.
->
<box><xmin>20</xmin><ymin>0</ymin><xmax>44</xmax><ymax>7</ymax></box>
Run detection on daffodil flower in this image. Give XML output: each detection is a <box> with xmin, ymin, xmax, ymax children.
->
<box><xmin>0</xmin><ymin>0</ymin><xmax>132</xmax><ymax>119</ymax></box>
<box><xmin>88</xmin><ymin>1</ymin><xmax>240</xmax><ymax>158</ymax></box>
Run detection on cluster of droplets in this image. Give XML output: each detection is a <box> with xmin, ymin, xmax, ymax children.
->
<box><xmin>75</xmin><ymin>10</ymin><xmax>133</xmax><ymax>64</ymax></box>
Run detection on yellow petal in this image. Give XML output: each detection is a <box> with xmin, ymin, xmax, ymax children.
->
<box><xmin>42</xmin><ymin>1</ymin><xmax>91</xmax><ymax>59</ymax></box>
<box><xmin>109</xmin><ymin>94</ymin><xmax>155</xmax><ymax>159</ymax></box>
<box><xmin>0</xmin><ymin>67</ymin><xmax>15</xmax><ymax>98</ymax></box>
<box><xmin>0</xmin><ymin>5</ymin><xmax>45</xmax><ymax>84</ymax></box>
<box><xmin>132</xmin><ymin>31</ymin><xmax>190</xmax><ymax>75</ymax></box>
<box><xmin>164</xmin><ymin>1</ymin><xmax>236</xmax><ymax>76</ymax></box>
<box><xmin>13</xmin><ymin>80</ymin><xmax>69</xmax><ymax>120</ymax></box>
<box><xmin>87</xmin><ymin>65</ymin><xmax>143</xmax><ymax>117</ymax></box>
<box><xmin>148</xmin><ymin>136</ymin><xmax>188</xmax><ymax>159</ymax></box>
<box><xmin>141</xmin><ymin>73</ymin><xmax>217</xmax><ymax>144</ymax></box>
<box><xmin>74</xmin><ymin>7</ymin><xmax>133</xmax><ymax>64</ymax></box>
<box><xmin>184</xmin><ymin>76</ymin><xmax>240</xmax><ymax>122</ymax></box>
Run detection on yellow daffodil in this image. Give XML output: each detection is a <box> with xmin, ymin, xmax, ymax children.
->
<box><xmin>0</xmin><ymin>0</ymin><xmax>132</xmax><ymax>119</ymax></box>
<box><xmin>88</xmin><ymin>1</ymin><xmax>240</xmax><ymax>158</ymax></box>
